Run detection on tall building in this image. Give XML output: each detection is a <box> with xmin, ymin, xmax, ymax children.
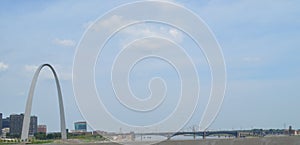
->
<box><xmin>9</xmin><ymin>114</ymin><xmax>38</xmax><ymax>137</ymax></box>
<box><xmin>29</xmin><ymin>116</ymin><xmax>38</xmax><ymax>136</ymax></box>
<box><xmin>0</xmin><ymin>113</ymin><xmax>2</xmax><ymax>135</ymax></box>
<box><xmin>9</xmin><ymin>114</ymin><xmax>24</xmax><ymax>136</ymax></box>
<box><xmin>2</xmin><ymin>117</ymin><xmax>10</xmax><ymax>128</ymax></box>
<box><xmin>74</xmin><ymin>121</ymin><xmax>87</xmax><ymax>132</ymax></box>
<box><xmin>37</xmin><ymin>125</ymin><xmax>47</xmax><ymax>133</ymax></box>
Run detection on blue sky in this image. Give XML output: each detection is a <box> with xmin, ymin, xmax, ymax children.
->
<box><xmin>0</xmin><ymin>0</ymin><xmax>300</xmax><ymax>132</ymax></box>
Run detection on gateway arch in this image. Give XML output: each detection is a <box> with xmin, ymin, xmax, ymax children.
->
<box><xmin>21</xmin><ymin>64</ymin><xmax>67</xmax><ymax>141</ymax></box>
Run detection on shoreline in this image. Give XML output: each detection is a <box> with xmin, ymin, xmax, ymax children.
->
<box><xmin>25</xmin><ymin>135</ymin><xmax>300</xmax><ymax>145</ymax></box>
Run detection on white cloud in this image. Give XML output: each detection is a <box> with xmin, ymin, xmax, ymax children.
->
<box><xmin>85</xmin><ymin>14</ymin><xmax>184</xmax><ymax>46</ymax></box>
<box><xmin>90</xmin><ymin>15</ymin><xmax>129</xmax><ymax>32</ymax></box>
<box><xmin>53</xmin><ymin>38</ymin><xmax>76</xmax><ymax>47</ymax></box>
<box><xmin>120</xmin><ymin>25</ymin><xmax>184</xmax><ymax>48</ymax></box>
<box><xmin>169</xmin><ymin>28</ymin><xmax>183</xmax><ymax>42</ymax></box>
<box><xmin>99</xmin><ymin>15</ymin><xmax>124</xmax><ymax>28</ymax></box>
<box><xmin>82</xmin><ymin>20</ymin><xmax>95</xmax><ymax>29</ymax></box>
<box><xmin>0</xmin><ymin>62</ymin><xmax>9</xmax><ymax>71</ymax></box>
<box><xmin>24</xmin><ymin>64</ymin><xmax>38</xmax><ymax>72</ymax></box>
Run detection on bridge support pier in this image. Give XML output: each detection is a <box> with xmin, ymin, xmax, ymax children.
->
<box><xmin>236</xmin><ymin>132</ymin><xmax>240</xmax><ymax>138</ymax></box>
<box><xmin>167</xmin><ymin>135</ymin><xmax>171</xmax><ymax>140</ymax></box>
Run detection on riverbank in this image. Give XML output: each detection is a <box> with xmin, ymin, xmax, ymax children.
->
<box><xmin>13</xmin><ymin>135</ymin><xmax>300</xmax><ymax>145</ymax></box>
<box><xmin>156</xmin><ymin>136</ymin><xmax>300</xmax><ymax>145</ymax></box>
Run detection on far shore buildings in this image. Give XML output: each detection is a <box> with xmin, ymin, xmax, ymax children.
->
<box><xmin>9</xmin><ymin>114</ymin><xmax>24</xmax><ymax>136</ymax></box>
<box><xmin>285</xmin><ymin>126</ymin><xmax>300</xmax><ymax>136</ymax></box>
<box><xmin>74</xmin><ymin>121</ymin><xmax>87</xmax><ymax>132</ymax></box>
<box><xmin>0</xmin><ymin>113</ymin><xmax>38</xmax><ymax>137</ymax></box>
<box><xmin>37</xmin><ymin>125</ymin><xmax>47</xmax><ymax>133</ymax></box>
<box><xmin>29</xmin><ymin>116</ymin><xmax>38</xmax><ymax>135</ymax></box>
<box><xmin>2</xmin><ymin>117</ymin><xmax>10</xmax><ymax>128</ymax></box>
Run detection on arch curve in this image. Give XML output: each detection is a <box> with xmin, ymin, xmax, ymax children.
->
<box><xmin>21</xmin><ymin>64</ymin><xmax>67</xmax><ymax>141</ymax></box>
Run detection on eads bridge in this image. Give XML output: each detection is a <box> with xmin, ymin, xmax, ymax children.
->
<box><xmin>136</xmin><ymin>131</ymin><xmax>241</xmax><ymax>140</ymax></box>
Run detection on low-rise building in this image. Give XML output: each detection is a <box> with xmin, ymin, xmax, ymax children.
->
<box><xmin>74</xmin><ymin>121</ymin><xmax>87</xmax><ymax>132</ymax></box>
<box><xmin>37</xmin><ymin>125</ymin><xmax>47</xmax><ymax>133</ymax></box>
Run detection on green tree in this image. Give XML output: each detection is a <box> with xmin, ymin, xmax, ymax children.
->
<box><xmin>35</xmin><ymin>132</ymin><xmax>47</xmax><ymax>140</ymax></box>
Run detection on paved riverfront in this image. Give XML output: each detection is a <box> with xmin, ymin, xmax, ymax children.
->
<box><xmin>27</xmin><ymin>136</ymin><xmax>300</xmax><ymax>145</ymax></box>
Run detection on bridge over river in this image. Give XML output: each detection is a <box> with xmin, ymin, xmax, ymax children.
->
<box><xmin>135</xmin><ymin>130</ymin><xmax>240</xmax><ymax>139</ymax></box>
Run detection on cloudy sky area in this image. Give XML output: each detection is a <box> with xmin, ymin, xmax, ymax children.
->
<box><xmin>0</xmin><ymin>0</ymin><xmax>300</xmax><ymax>132</ymax></box>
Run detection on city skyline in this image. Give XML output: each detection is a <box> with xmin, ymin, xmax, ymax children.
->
<box><xmin>0</xmin><ymin>112</ymin><xmax>88</xmax><ymax>133</ymax></box>
<box><xmin>0</xmin><ymin>0</ymin><xmax>300</xmax><ymax>133</ymax></box>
